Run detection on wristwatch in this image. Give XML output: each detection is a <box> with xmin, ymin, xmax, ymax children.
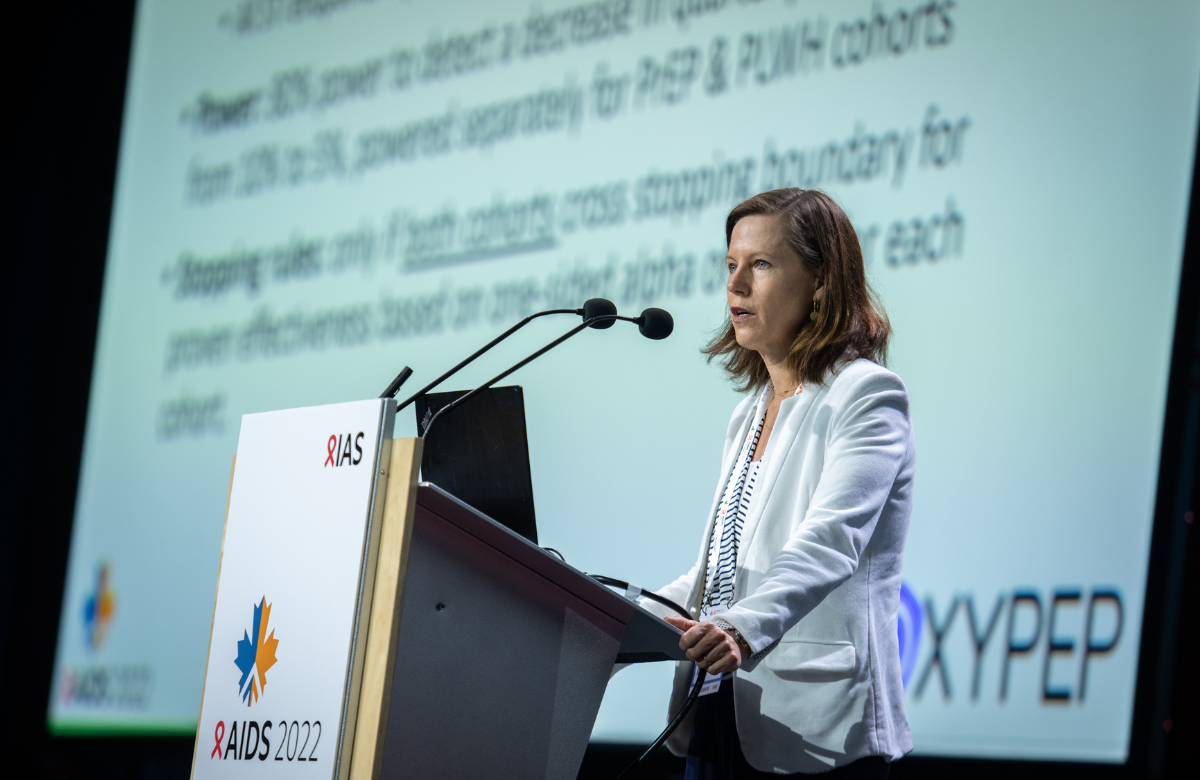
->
<box><xmin>714</xmin><ymin>618</ymin><xmax>750</xmax><ymax>651</ymax></box>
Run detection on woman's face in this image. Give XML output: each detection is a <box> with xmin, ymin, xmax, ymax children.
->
<box><xmin>726</xmin><ymin>214</ymin><xmax>821</xmax><ymax>364</ymax></box>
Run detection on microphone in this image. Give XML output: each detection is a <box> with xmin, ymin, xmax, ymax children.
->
<box><xmin>593</xmin><ymin>307</ymin><xmax>672</xmax><ymax>338</ymax></box>
<box><xmin>420</xmin><ymin>307</ymin><xmax>672</xmax><ymax>439</ymax></box>
<box><xmin>580</xmin><ymin>297</ymin><xmax>618</xmax><ymax>328</ymax></box>
<box><xmin>633</xmin><ymin>307</ymin><xmax>673</xmax><ymax>340</ymax></box>
<box><xmin>381</xmin><ymin>299</ymin><xmax>617</xmax><ymax>405</ymax></box>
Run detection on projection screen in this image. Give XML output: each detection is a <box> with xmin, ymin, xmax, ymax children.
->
<box><xmin>48</xmin><ymin>0</ymin><xmax>1200</xmax><ymax>763</ymax></box>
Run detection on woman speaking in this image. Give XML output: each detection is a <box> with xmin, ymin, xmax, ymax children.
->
<box><xmin>656</xmin><ymin>189</ymin><xmax>914</xmax><ymax>778</ymax></box>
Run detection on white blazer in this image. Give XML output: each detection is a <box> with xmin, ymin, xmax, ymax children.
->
<box><xmin>653</xmin><ymin>358</ymin><xmax>915</xmax><ymax>772</ymax></box>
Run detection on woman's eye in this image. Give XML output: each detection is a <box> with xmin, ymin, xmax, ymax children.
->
<box><xmin>755</xmin><ymin>259</ymin><xmax>769</xmax><ymax>269</ymax></box>
<box><xmin>727</xmin><ymin>263</ymin><xmax>736</xmax><ymax>274</ymax></box>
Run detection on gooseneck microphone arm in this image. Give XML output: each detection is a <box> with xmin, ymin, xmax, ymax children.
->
<box><xmin>419</xmin><ymin>306</ymin><xmax>673</xmax><ymax>439</ymax></box>
<box><xmin>386</xmin><ymin>299</ymin><xmax>618</xmax><ymax>407</ymax></box>
<box><xmin>419</xmin><ymin>314</ymin><xmax>617</xmax><ymax>438</ymax></box>
<box><xmin>391</xmin><ymin>308</ymin><xmax>575</xmax><ymax>407</ymax></box>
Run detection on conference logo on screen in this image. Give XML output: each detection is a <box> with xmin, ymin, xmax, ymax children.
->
<box><xmin>897</xmin><ymin>581</ymin><xmax>922</xmax><ymax>689</ymax></box>
<box><xmin>83</xmin><ymin>560</ymin><xmax>117</xmax><ymax>651</ymax></box>
<box><xmin>235</xmin><ymin>597</ymin><xmax>279</xmax><ymax>706</ymax></box>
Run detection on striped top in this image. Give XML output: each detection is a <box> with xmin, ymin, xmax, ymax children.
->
<box><xmin>702</xmin><ymin>422</ymin><xmax>765</xmax><ymax>611</ymax></box>
<box><xmin>701</xmin><ymin>384</ymin><xmax>800</xmax><ymax>660</ymax></box>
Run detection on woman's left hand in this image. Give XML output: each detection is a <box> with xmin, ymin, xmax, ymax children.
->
<box><xmin>664</xmin><ymin>616</ymin><xmax>745</xmax><ymax>675</ymax></box>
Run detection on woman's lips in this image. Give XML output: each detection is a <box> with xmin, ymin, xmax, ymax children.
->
<box><xmin>731</xmin><ymin>307</ymin><xmax>754</xmax><ymax>323</ymax></box>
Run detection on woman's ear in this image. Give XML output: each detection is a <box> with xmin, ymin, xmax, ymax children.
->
<box><xmin>812</xmin><ymin>274</ymin><xmax>825</xmax><ymax>301</ymax></box>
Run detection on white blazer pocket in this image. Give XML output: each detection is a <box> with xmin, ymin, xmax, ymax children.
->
<box><xmin>764</xmin><ymin>639</ymin><xmax>857</xmax><ymax>681</ymax></box>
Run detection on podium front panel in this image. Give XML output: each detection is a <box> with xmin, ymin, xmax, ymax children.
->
<box><xmin>192</xmin><ymin>399</ymin><xmax>394</xmax><ymax>780</ymax></box>
<box><xmin>379</xmin><ymin>500</ymin><xmax>623</xmax><ymax>780</ymax></box>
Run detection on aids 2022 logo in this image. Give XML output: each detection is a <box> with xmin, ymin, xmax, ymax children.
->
<box><xmin>211</xmin><ymin>597</ymin><xmax>324</xmax><ymax>764</ymax></box>
<box><xmin>896</xmin><ymin>580</ymin><xmax>1124</xmax><ymax>705</ymax></box>
<box><xmin>56</xmin><ymin>560</ymin><xmax>153</xmax><ymax>712</ymax></box>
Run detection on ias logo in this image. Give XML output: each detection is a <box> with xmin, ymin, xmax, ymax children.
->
<box><xmin>83</xmin><ymin>561</ymin><xmax>116</xmax><ymax>651</ymax></box>
<box><xmin>325</xmin><ymin>432</ymin><xmax>365</xmax><ymax>467</ymax></box>
<box><xmin>234</xmin><ymin>597</ymin><xmax>279</xmax><ymax>706</ymax></box>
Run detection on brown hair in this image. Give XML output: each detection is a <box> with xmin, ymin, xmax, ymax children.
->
<box><xmin>702</xmin><ymin>188</ymin><xmax>890</xmax><ymax>390</ymax></box>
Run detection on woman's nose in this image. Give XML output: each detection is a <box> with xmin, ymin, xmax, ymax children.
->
<box><xmin>727</xmin><ymin>265</ymin><xmax>750</xmax><ymax>295</ymax></box>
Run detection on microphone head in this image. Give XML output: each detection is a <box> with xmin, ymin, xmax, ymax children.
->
<box><xmin>581</xmin><ymin>298</ymin><xmax>617</xmax><ymax>329</ymax></box>
<box><xmin>637</xmin><ymin>308</ymin><xmax>673</xmax><ymax>340</ymax></box>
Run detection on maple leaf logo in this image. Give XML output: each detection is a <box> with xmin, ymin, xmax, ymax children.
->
<box><xmin>234</xmin><ymin>597</ymin><xmax>279</xmax><ymax>706</ymax></box>
<box><xmin>83</xmin><ymin>561</ymin><xmax>116</xmax><ymax>652</ymax></box>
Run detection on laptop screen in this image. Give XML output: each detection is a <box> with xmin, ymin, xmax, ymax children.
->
<box><xmin>416</xmin><ymin>386</ymin><xmax>538</xmax><ymax>543</ymax></box>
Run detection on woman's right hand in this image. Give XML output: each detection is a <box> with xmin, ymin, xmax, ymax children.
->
<box><xmin>664</xmin><ymin>615</ymin><xmax>745</xmax><ymax>676</ymax></box>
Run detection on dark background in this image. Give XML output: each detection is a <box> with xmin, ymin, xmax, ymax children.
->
<box><xmin>0</xmin><ymin>3</ymin><xmax>1195</xmax><ymax>778</ymax></box>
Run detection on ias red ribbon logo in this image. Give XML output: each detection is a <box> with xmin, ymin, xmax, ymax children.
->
<box><xmin>234</xmin><ymin>597</ymin><xmax>278</xmax><ymax>706</ymax></box>
<box><xmin>325</xmin><ymin>432</ymin><xmax>365</xmax><ymax>467</ymax></box>
<box><xmin>211</xmin><ymin>721</ymin><xmax>225</xmax><ymax>758</ymax></box>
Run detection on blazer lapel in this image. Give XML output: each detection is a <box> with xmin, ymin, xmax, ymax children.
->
<box><xmin>736</xmin><ymin>382</ymin><xmax>826</xmax><ymax>570</ymax></box>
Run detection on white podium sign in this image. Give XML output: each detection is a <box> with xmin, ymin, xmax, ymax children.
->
<box><xmin>191</xmin><ymin>399</ymin><xmax>396</xmax><ymax>780</ymax></box>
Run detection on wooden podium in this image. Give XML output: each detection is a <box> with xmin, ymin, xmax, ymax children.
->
<box><xmin>191</xmin><ymin>400</ymin><xmax>684</xmax><ymax>780</ymax></box>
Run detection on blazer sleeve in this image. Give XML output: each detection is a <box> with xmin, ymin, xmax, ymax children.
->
<box><xmin>721</xmin><ymin>370</ymin><xmax>911</xmax><ymax>662</ymax></box>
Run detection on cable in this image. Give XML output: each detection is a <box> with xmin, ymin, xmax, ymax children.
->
<box><xmin>587</xmin><ymin>573</ymin><xmax>705</xmax><ymax>780</ymax></box>
<box><xmin>615</xmin><ymin>665</ymin><xmax>707</xmax><ymax>780</ymax></box>
<box><xmin>588</xmin><ymin>574</ymin><xmax>690</xmax><ymax>621</ymax></box>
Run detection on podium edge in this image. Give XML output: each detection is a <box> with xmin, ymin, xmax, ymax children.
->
<box><xmin>346</xmin><ymin>437</ymin><xmax>423</xmax><ymax>780</ymax></box>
